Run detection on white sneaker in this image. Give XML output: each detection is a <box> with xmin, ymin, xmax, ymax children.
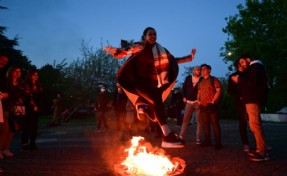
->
<box><xmin>196</xmin><ymin>138</ymin><xmax>201</xmax><ymax>145</ymax></box>
<box><xmin>265</xmin><ymin>146</ymin><xmax>272</xmax><ymax>151</ymax></box>
<box><xmin>0</xmin><ymin>151</ymin><xmax>3</xmax><ymax>159</ymax></box>
<box><xmin>2</xmin><ymin>150</ymin><xmax>13</xmax><ymax>157</ymax></box>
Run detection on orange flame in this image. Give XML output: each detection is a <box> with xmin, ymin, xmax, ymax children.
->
<box><xmin>120</xmin><ymin>136</ymin><xmax>179</xmax><ymax>176</ymax></box>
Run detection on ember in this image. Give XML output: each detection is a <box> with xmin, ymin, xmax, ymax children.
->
<box><xmin>114</xmin><ymin>136</ymin><xmax>186</xmax><ymax>176</ymax></box>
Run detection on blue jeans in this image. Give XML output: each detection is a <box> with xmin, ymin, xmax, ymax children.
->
<box><xmin>180</xmin><ymin>102</ymin><xmax>202</xmax><ymax>140</ymax></box>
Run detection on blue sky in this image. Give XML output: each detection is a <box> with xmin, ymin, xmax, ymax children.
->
<box><xmin>1</xmin><ymin>0</ymin><xmax>245</xmax><ymax>81</ymax></box>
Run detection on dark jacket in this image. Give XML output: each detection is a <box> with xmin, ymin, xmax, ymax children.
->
<box><xmin>24</xmin><ymin>82</ymin><xmax>44</xmax><ymax>112</ymax></box>
<box><xmin>96</xmin><ymin>91</ymin><xmax>111</xmax><ymax>112</ymax></box>
<box><xmin>112</xmin><ymin>91</ymin><xmax>128</xmax><ymax>112</ymax></box>
<box><xmin>227</xmin><ymin>71</ymin><xmax>243</xmax><ymax>101</ymax></box>
<box><xmin>116</xmin><ymin>45</ymin><xmax>179</xmax><ymax>105</ymax></box>
<box><xmin>238</xmin><ymin>60</ymin><xmax>268</xmax><ymax>106</ymax></box>
<box><xmin>227</xmin><ymin>71</ymin><xmax>246</xmax><ymax>112</ymax></box>
<box><xmin>8</xmin><ymin>82</ymin><xmax>25</xmax><ymax>111</ymax></box>
<box><xmin>182</xmin><ymin>75</ymin><xmax>199</xmax><ymax>101</ymax></box>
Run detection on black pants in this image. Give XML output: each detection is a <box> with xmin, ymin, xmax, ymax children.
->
<box><xmin>96</xmin><ymin>111</ymin><xmax>109</xmax><ymax>129</ymax></box>
<box><xmin>134</xmin><ymin>78</ymin><xmax>167</xmax><ymax>126</ymax></box>
<box><xmin>200</xmin><ymin>106</ymin><xmax>221</xmax><ymax>145</ymax></box>
<box><xmin>236</xmin><ymin>100</ymin><xmax>249</xmax><ymax>145</ymax></box>
<box><xmin>21</xmin><ymin>109</ymin><xmax>39</xmax><ymax>146</ymax></box>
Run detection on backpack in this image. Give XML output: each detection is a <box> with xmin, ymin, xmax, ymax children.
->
<box><xmin>198</xmin><ymin>76</ymin><xmax>223</xmax><ymax>103</ymax></box>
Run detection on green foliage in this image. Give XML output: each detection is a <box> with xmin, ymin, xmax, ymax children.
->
<box><xmin>266</xmin><ymin>82</ymin><xmax>287</xmax><ymax>112</ymax></box>
<box><xmin>221</xmin><ymin>0</ymin><xmax>287</xmax><ymax>112</ymax></box>
<box><xmin>38</xmin><ymin>61</ymin><xmax>66</xmax><ymax>114</ymax></box>
<box><xmin>37</xmin><ymin>41</ymin><xmax>122</xmax><ymax>115</ymax></box>
<box><xmin>218</xmin><ymin>77</ymin><xmax>237</xmax><ymax>119</ymax></box>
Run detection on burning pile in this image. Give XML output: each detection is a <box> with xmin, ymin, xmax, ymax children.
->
<box><xmin>114</xmin><ymin>136</ymin><xmax>186</xmax><ymax>176</ymax></box>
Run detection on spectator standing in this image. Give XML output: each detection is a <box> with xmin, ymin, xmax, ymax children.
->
<box><xmin>231</xmin><ymin>55</ymin><xmax>270</xmax><ymax>162</ymax></box>
<box><xmin>0</xmin><ymin>55</ymin><xmax>10</xmax><ymax>158</ymax></box>
<box><xmin>48</xmin><ymin>93</ymin><xmax>63</xmax><ymax>126</ymax></box>
<box><xmin>112</xmin><ymin>83</ymin><xmax>128</xmax><ymax>131</ymax></box>
<box><xmin>197</xmin><ymin>64</ymin><xmax>222</xmax><ymax>150</ymax></box>
<box><xmin>21</xmin><ymin>69</ymin><xmax>44</xmax><ymax>150</ymax></box>
<box><xmin>5</xmin><ymin>67</ymin><xmax>25</xmax><ymax>156</ymax></box>
<box><xmin>125</xmin><ymin>99</ymin><xmax>135</xmax><ymax>134</ymax></box>
<box><xmin>179</xmin><ymin>66</ymin><xmax>202</xmax><ymax>144</ymax></box>
<box><xmin>95</xmin><ymin>85</ymin><xmax>111</xmax><ymax>132</ymax></box>
<box><xmin>227</xmin><ymin>60</ymin><xmax>250</xmax><ymax>152</ymax></box>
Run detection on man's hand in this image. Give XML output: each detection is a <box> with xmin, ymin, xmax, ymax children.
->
<box><xmin>183</xmin><ymin>97</ymin><xmax>187</xmax><ymax>103</ymax></box>
<box><xmin>191</xmin><ymin>48</ymin><xmax>197</xmax><ymax>60</ymax></box>
<box><xmin>231</xmin><ymin>75</ymin><xmax>239</xmax><ymax>83</ymax></box>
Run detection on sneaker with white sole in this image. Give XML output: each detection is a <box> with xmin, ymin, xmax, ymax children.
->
<box><xmin>243</xmin><ymin>145</ymin><xmax>250</xmax><ymax>152</ymax></box>
<box><xmin>265</xmin><ymin>146</ymin><xmax>272</xmax><ymax>151</ymax></box>
<box><xmin>248</xmin><ymin>146</ymin><xmax>272</xmax><ymax>155</ymax></box>
<box><xmin>249</xmin><ymin>152</ymin><xmax>270</xmax><ymax>162</ymax></box>
<box><xmin>162</xmin><ymin>131</ymin><xmax>185</xmax><ymax>148</ymax></box>
<box><xmin>195</xmin><ymin>138</ymin><xmax>201</xmax><ymax>145</ymax></box>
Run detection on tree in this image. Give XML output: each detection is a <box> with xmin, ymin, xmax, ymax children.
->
<box><xmin>221</xmin><ymin>0</ymin><xmax>287</xmax><ymax>112</ymax></box>
<box><xmin>62</xmin><ymin>41</ymin><xmax>121</xmax><ymax>106</ymax></box>
<box><xmin>38</xmin><ymin>60</ymin><xmax>67</xmax><ymax>114</ymax></box>
<box><xmin>0</xmin><ymin>3</ymin><xmax>34</xmax><ymax>72</ymax></box>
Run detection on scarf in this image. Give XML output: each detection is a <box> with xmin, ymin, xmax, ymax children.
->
<box><xmin>250</xmin><ymin>60</ymin><xmax>263</xmax><ymax>66</ymax></box>
<box><xmin>105</xmin><ymin>41</ymin><xmax>170</xmax><ymax>88</ymax></box>
<box><xmin>152</xmin><ymin>43</ymin><xmax>170</xmax><ymax>88</ymax></box>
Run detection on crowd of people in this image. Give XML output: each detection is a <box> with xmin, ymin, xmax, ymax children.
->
<box><xmin>0</xmin><ymin>26</ymin><xmax>271</xmax><ymax>163</ymax></box>
<box><xmin>104</xmin><ymin>27</ymin><xmax>271</xmax><ymax>162</ymax></box>
<box><xmin>0</xmin><ymin>54</ymin><xmax>43</xmax><ymax>159</ymax></box>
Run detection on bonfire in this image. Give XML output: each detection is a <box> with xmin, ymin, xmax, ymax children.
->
<box><xmin>114</xmin><ymin>136</ymin><xmax>186</xmax><ymax>176</ymax></box>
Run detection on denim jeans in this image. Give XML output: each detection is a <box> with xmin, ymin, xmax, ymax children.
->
<box><xmin>180</xmin><ymin>102</ymin><xmax>202</xmax><ymax>140</ymax></box>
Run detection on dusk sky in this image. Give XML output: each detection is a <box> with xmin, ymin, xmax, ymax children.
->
<box><xmin>1</xmin><ymin>0</ymin><xmax>245</xmax><ymax>81</ymax></box>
